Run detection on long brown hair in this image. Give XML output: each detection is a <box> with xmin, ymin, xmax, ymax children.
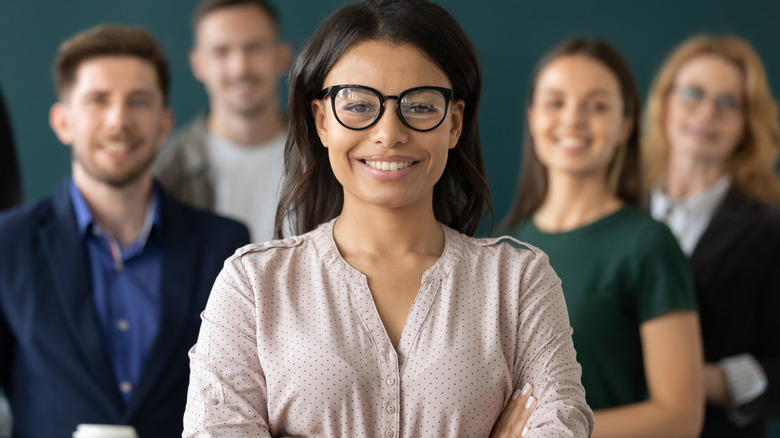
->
<box><xmin>274</xmin><ymin>0</ymin><xmax>492</xmax><ymax>238</ymax></box>
<box><xmin>501</xmin><ymin>37</ymin><xmax>641</xmax><ymax>231</ymax></box>
<box><xmin>642</xmin><ymin>34</ymin><xmax>780</xmax><ymax>204</ymax></box>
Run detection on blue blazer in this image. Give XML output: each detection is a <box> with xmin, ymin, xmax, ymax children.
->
<box><xmin>0</xmin><ymin>180</ymin><xmax>250</xmax><ymax>438</ymax></box>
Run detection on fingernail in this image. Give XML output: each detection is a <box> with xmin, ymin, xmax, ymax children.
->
<box><xmin>521</xmin><ymin>382</ymin><xmax>531</xmax><ymax>396</ymax></box>
<box><xmin>522</xmin><ymin>425</ymin><xmax>529</xmax><ymax>437</ymax></box>
<box><xmin>525</xmin><ymin>395</ymin><xmax>535</xmax><ymax>409</ymax></box>
<box><xmin>512</xmin><ymin>389</ymin><xmax>521</xmax><ymax>400</ymax></box>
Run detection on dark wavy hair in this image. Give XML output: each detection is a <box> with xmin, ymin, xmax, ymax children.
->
<box><xmin>274</xmin><ymin>0</ymin><xmax>491</xmax><ymax>238</ymax></box>
<box><xmin>0</xmin><ymin>87</ymin><xmax>21</xmax><ymax>210</ymax></box>
<box><xmin>501</xmin><ymin>37</ymin><xmax>641</xmax><ymax>230</ymax></box>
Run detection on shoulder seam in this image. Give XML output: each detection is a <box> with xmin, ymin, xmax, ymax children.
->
<box><xmin>233</xmin><ymin>236</ymin><xmax>306</xmax><ymax>257</ymax></box>
<box><xmin>474</xmin><ymin>235</ymin><xmax>536</xmax><ymax>252</ymax></box>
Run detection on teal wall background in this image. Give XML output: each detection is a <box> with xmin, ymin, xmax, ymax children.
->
<box><xmin>1</xmin><ymin>0</ymin><xmax>779</xmax><ymax>232</ymax></box>
<box><xmin>1</xmin><ymin>0</ymin><xmax>780</xmax><ymax>433</ymax></box>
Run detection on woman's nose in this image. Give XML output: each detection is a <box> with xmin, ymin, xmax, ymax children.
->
<box><xmin>369</xmin><ymin>101</ymin><xmax>409</xmax><ymax>148</ymax></box>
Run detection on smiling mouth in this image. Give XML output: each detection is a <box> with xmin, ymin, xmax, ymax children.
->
<box><xmin>684</xmin><ymin>127</ymin><xmax>718</xmax><ymax>141</ymax></box>
<box><xmin>558</xmin><ymin>137</ymin><xmax>588</xmax><ymax>149</ymax></box>
<box><xmin>102</xmin><ymin>141</ymin><xmax>134</xmax><ymax>152</ymax></box>
<box><xmin>363</xmin><ymin>160</ymin><xmax>416</xmax><ymax>171</ymax></box>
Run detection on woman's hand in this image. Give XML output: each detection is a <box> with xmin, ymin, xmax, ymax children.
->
<box><xmin>702</xmin><ymin>362</ymin><xmax>730</xmax><ymax>407</ymax></box>
<box><xmin>490</xmin><ymin>383</ymin><xmax>537</xmax><ymax>438</ymax></box>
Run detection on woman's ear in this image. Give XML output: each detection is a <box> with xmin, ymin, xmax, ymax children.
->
<box><xmin>311</xmin><ymin>99</ymin><xmax>329</xmax><ymax>148</ymax></box>
<box><xmin>448</xmin><ymin>100</ymin><xmax>465</xmax><ymax>149</ymax></box>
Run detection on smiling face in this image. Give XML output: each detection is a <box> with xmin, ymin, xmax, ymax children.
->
<box><xmin>190</xmin><ymin>3</ymin><xmax>289</xmax><ymax>118</ymax></box>
<box><xmin>528</xmin><ymin>55</ymin><xmax>632</xmax><ymax>183</ymax></box>
<box><xmin>50</xmin><ymin>56</ymin><xmax>173</xmax><ymax>189</ymax></box>
<box><xmin>311</xmin><ymin>40</ymin><xmax>464</xmax><ymax>213</ymax></box>
<box><xmin>665</xmin><ymin>54</ymin><xmax>746</xmax><ymax>168</ymax></box>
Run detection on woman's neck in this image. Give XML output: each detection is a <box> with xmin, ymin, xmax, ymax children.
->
<box><xmin>534</xmin><ymin>172</ymin><xmax>622</xmax><ymax>233</ymax></box>
<box><xmin>333</xmin><ymin>200</ymin><xmax>445</xmax><ymax>260</ymax></box>
<box><xmin>664</xmin><ymin>154</ymin><xmax>728</xmax><ymax>201</ymax></box>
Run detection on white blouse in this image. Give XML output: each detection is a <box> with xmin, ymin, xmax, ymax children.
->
<box><xmin>183</xmin><ymin>219</ymin><xmax>593</xmax><ymax>437</ymax></box>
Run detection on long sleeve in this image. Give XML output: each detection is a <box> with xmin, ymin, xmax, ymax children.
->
<box><xmin>183</xmin><ymin>252</ymin><xmax>271</xmax><ymax>437</ymax></box>
<box><xmin>512</xmin><ymin>247</ymin><xmax>594</xmax><ymax>437</ymax></box>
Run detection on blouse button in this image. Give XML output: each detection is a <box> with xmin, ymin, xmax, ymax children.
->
<box><xmin>207</xmin><ymin>398</ymin><xmax>219</xmax><ymax>405</ymax></box>
<box><xmin>387</xmin><ymin>405</ymin><xmax>396</xmax><ymax>413</ymax></box>
<box><xmin>385</xmin><ymin>430</ymin><xmax>394</xmax><ymax>437</ymax></box>
<box><xmin>386</xmin><ymin>377</ymin><xmax>395</xmax><ymax>386</ymax></box>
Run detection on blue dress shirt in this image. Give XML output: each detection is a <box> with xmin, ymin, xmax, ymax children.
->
<box><xmin>69</xmin><ymin>180</ymin><xmax>163</xmax><ymax>404</ymax></box>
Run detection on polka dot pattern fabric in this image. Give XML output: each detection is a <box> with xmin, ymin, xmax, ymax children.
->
<box><xmin>183</xmin><ymin>218</ymin><xmax>593</xmax><ymax>437</ymax></box>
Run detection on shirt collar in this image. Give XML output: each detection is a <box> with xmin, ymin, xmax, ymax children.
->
<box><xmin>651</xmin><ymin>174</ymin><xmax>732</xmax><ymax>219</ymax></box>
<box><xmin>69</xmin><ymin>178</ymin><xmax>163</xmax><ymax>245</ymax></box>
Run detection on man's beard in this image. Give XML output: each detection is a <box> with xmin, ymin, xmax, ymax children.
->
<box><xmin>72</xmin><ymin>146</ymin><xmax>156</xmax><ymax>188</ymax></box>
<box><xmin>223</xmin><ymin>75</ymin><xmax>272</xmax><ymax>118</ymax></box>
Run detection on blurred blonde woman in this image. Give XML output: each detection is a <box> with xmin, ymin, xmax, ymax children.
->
<box><xmin>643</xmin><ymin>34</ymin><xmax>780</xmax><ymax>438</ymax></box>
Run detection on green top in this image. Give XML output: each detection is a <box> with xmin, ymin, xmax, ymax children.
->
<box><xmin>511</xmin><ymin>205</ymin><xmax>696</xmax><ymax>410</ymax></box>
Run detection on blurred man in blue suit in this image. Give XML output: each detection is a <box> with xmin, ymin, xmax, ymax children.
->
<box><xmin>0</xmin><ymin>24</ymin><xmax>249</xmax><ymax>437</ymax></box>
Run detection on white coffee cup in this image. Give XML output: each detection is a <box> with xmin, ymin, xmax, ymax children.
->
<box><xmin>72</xmin><ymin>424</ymin><xmax>138</xmax><ymax>438</ymax></box>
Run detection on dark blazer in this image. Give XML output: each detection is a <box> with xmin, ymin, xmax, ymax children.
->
<box><xmin>693</xmin><ymin>188</ymin><xmax>780</xmax><ymax>438</ymax></box>
<box><xmin>0</xmin><ymin>180</ymin><xmax>250</xmax><ymax>438</ymax></box>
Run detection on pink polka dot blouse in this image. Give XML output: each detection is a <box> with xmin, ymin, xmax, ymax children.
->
<box><xmin>183</xmin><ymin>219</ymin><xmax>593</xmax><ymax>437</ymax></box>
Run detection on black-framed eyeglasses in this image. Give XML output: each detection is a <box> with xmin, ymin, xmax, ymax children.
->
<box><xmin>319</xmin><ymin>84</ymin><xmax>454</xmax><ymax>132</ymax></box>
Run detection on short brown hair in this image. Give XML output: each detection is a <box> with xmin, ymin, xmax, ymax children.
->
<box><xmin>642</xmin><ymin>34</ymin><xmax>780</xmax><ymax>204</ymax></box>
<box><xmin>53</xmin><ymin>24</ymin><xmax>170</xmax><ymax>104</ymax></box>
<box><xmin>191</xmin><ymin>0</ymin><xmax>279</xmax><ymax>32</ymax></box>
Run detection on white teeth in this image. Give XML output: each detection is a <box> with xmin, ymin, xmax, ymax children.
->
<box><xmin>365</xmin><ymin>160</ymin><xmax>414</xmax><ymax>171</ymax></box>
<box><xmin>103</xmin><ymin>142</ymin><xmax>130</xmax><ymax>152</ymax></box>
<box><xmin>559</xmin><ymin>137</ymin><xmax>587</xmax><ymax>148</ymax></box>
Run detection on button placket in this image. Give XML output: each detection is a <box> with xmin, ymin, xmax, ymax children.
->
<box><xmin>382</xmin><ymin>350</ymin><xmax>401</xmax><ymax>438</ymax></box>
<box><xmin>350</xmin><ymin>276</ymin><xmax>402</xmax><ymax>437</ymax></box>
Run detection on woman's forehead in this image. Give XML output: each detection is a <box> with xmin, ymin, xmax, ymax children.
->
<box><xmin>323</xmin><ymin>40</ymin><xmax>451</xmax><ymax>91</ymax></box>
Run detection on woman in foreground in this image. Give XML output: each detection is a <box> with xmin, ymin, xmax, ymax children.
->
<box><xmin>182</xmin><ymin>0</ymin><xmax>593</xmax><ymax>436</ymax></box>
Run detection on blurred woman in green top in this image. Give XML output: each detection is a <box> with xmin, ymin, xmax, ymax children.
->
<box><xmin>502</xmin><ymin>37</ymin><xmax>704</xmax><ymax>438</ymax></box>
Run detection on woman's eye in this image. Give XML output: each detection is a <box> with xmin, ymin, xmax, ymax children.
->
<box><xmin>715</xmin><ymin>95</ymin><xmax>741</xmax><ymax>111</ymax></box>
<box><xmin>585</xmin><ymin>101</ymin><xmax>608</xmax><ymax>113</ymax></box>
<box><xmin>407</xmin><ymin>103</ymin><xmax>437</xmax><ymax>114</ymax></box>
<box><xmin>342</xmin><ymin>102</ymin><xmax>375</xmax><ymax>114</ymax></box>
<box><xmin>678</xmin><ymin>86</ymin><xmax>703</xmax><ymax>102</ymax></box>
<box><xmin>543</xmin><ymin>99</ymin><xmax>563</xmax><ymax>109</ymax></box>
